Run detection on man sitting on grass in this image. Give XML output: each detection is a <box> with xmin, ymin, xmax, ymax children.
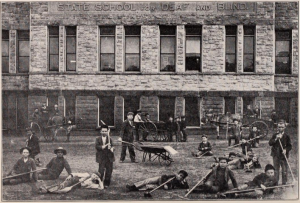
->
<box><xmin>126</xmin><ymin>170</ymin><xmax>189</xmax><ymax>191</ymax></box>
<box><xmin>192</xmin><ymin>135</ymin><xmax>213</xmax><ymax>158</ymax></box>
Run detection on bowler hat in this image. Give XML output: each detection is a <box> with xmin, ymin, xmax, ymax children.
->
<box><xmin>229</xmin><ymin>152</ymin><xmax>236</xmax><ymax>157</ymax></box>
<box><xmin>218</xmin><ymin>157</ymin><xmax>228</xmax><ymax>162</ymax></box>
<box><xmin>178</xmin><ymin>170</ymin><xmax>188</xmax><ymax>178</ymax></box>
<box><xmin>265</xmin><ymin>164</ymin><xmax>275</xmax><ymax>172</ymax></box>
<box><xmin>54</xmin><ymin>147</ymin><xmax>67</xmax><ymax>155</ymax></box>
<box><xmin>201</xmin><ymin>135</ymin><xmax>207</xmax><ymax>138</ymax></box>
<box><xmin>127</xmin><ymin>112</ymin><xmax>134</xmax><ymax>116</ymax></box>
<box><xmin>20</xmin><ymin>147</ymin><xmax>31</xmax><ymax>154</ymax></box>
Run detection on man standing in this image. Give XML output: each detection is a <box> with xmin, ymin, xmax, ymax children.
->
<box><xmin>269</xmin><ymin>119</ymin><xmax>292</xmax><ymax>185</ymax></box>
<box><xmin>26</xmin><ymin>127</ymin><xmax>41</xmax><ymax>165</ymax></box>
<box><xmin>134</xmin><ymin>109</ymin><xmax>144</xmax><ymax>141</ymax></box>
<box><xmin>95</xmin><ymin>125</ymin><xmax>115</xmax><ymax>188</ymax></box>
<box><xmin>40</xmin><ymin>103</ymin><xmax>50</xmax><ymax>135</ymax></box>
<box><xmin>228</xmin><ymin>119</ymin><xmax>241</xmax><ymax>146</ymax></box>
<box><xmin>120</xmin><ymin>112</ymin><xmax>137</xmax><ymax>163</ymax></box>
<box><xmin>180</xmin><ymin>116</ymin><xmax>188</xmax><ymax>142</ymax></box>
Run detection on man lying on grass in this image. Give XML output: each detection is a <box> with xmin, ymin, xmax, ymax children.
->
<box><xmin>126</xmin><ymin>170</ymin><xmax>189</xmax><ymax>191</ymax></box>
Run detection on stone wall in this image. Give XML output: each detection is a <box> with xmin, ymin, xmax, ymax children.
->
<box><xmin>290</xmin><ymin>97</ymin><xmax>298</xmax><ymax>125</ymax></box>
<box><xmin>115</xmin><ymin>25</ymin><xmax>124</xmax><ymax>72</ymax></box>
<box><xmin>202</xmin><ymin>97</ymin><xmax>224</xmax><ymax>116</ymax></box>
<box><xmin>255</xmin><ymin>96</ymin><xmax>274</xmax><ymax>120</ymax></box>
<box><xmin>2</xmin><ymin>2</ymin><xmax>30</xmax><ymax>30</ymax></box>
<box><xmin>114</xmin><ymin>96</ymin><xmax>124</xmax><ymax>130</ymax></box>
<box><xmin>140</xmin><ymin>96</ymin><xmax>159</xmax><ymax>121</ymax></box>
<box><xmin>76</xmin><ymin>96</ymin><xmax>98</xmax><ymax>129</ymax></box>
<box><xmin>2</xmin><ymin>75</ymin><xmax>29</xmax><ymax>90</ymax></box>
<box><xmin>77</xmin><ymin>26</ymin><xmax>98</xmax><ymax>72</ymax></box>
<box><xmin>9</xmin><ymin>30</ymin><xmax>17</xmax><ymax>73</ymax></box>
<box><xmin>30</xmin><ymin>26</ymin><xmax>47</xmax><ymax>72</ymax></box>
<box><xmin>176</xmin><ymin>25</ymin><xmax>185</xmax><ymax>72</ymax></box>
<box><xmin>275</xmin><ymin>2</ymin><xmax>298</xmax><ymax>29</ymax></box>
<box><xmin>175</xmin><ymin>97</ymin><xmax>185</xmax><ymax>117</ymax></box>
<box><xmin>292</xmin><ymin>29</ymin><xmax>299</xmax><ymax>75</ymax></box>
<box><xmin>274</xmin><ymin>76</ymin><xmax>298</xmax><ymax>92</ymax></box>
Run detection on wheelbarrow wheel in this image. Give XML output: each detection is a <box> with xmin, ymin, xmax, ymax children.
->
<box><xmin>43</xmin><ymin>128</ymin><xmax>53</xmax><ymax>142</ymax></box>
<box><xmin>159</xmin><ymin>152</ymin><xmax>172</xmax><ymax>166</ymax></box>
<box><xmin>250</xmin><ymin>121</ymin><xmax>269</xmax><ymax>139</ymax></box>
<box><xmin>54</xmin><ymin>127</ymin><xmax>67</xmax><ymax>142</ymax></box>
<box><xmin>30</xmin><ymin>122</ymin><xmax>42</xmax><ymax>139</ymax></box>
<box><xmin>144</xmin><ymin>122</ymin><xmax>158</xmax><ymax>141</ymax></box>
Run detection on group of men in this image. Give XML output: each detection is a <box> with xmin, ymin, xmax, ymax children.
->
<box><xmin>3</xmin><ymin>105</ymin><xmax>295</xmax><ymax>200</ymax></box>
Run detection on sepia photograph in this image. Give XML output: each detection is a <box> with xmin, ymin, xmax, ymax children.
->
<box><xmin>1</xmin><ymin>1</ymin><xmax>299</xmax><ymax>201</ymax></box>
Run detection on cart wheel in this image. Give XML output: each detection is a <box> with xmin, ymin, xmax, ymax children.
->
<box><xmin>43</xmin><ymin>128</ymin><xmax>53</xmax><ymax>142</ymax></box>
<box><xmin>144</xmin><ymin>122</ymin><xmax>158</xmax><ymax>141</ymax></box>
<box><xmin>159</xmin><ymin>152</ymin><xmax>172</xmax><ymax>166</ymax></box>
<box><xmin>250</xmin><ymin>121</ymin><xmax>269</xmax><ymax>138</ymax></box>
<box><xmin>54</xmin><ymin>127</ymin><xmax>67</xmax><ymax>142</ymax></box>
<box><xmin>30</xmin><ymin>122</ymin><xmax>42</xmax><ymax>139</ymax></box>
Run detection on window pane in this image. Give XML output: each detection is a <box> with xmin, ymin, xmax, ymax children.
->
<box><xmin>186</xmin><ymin>26</ymin><xmax>201</xmax><ymax>35</ymax></box>
<box><xmin>226</xmin><ymin>37</ymin><xmax>236</xmax><ymax>54</ymax></box>
<box><xmin>66</xmin><ymin>54</ymin><xmax>76</xmax><ymax>71</ymax></box>
<box><xmin>49</xmin><ymin>26</ymin><xmax>59</xmax><ymax>35</ymax></box>
<box><xmin>275</xmin><ymin>57</ymin><xmax>290</xmax><ymax>74</ymax></box>
<box><xmin>226</xmin><ymin>55</ymin><xmax>236</xmax><ymax>72</ymax></box>
<box><xmin>2</xmin><ymin>57</ymin><xmax>9</xmax><ymax>73</ymax></box>
<box><xmin>18</xmin><ymin>57</ymin><xmax>29</xmax><ymax>73</ymax></box>
<box><xmin>66</xmin><ymin>27</ymin><xmax>76</xmax><ymax>35</ymax></box>
<box><xmin>276</xmin><ymin>41</ymin><xmax>290</xmax><ymax>56</ymax></box>
<box><xmin>244</xmin><ymin>26</ymin><xmax>255</xmax><ymax>35</ymax></box>
<box><xmin>226</xmin><ymin>26</ymin><xmax>237</xmax><ymax>35</ymax></box>
<box><xmin>2</xmin><ymin>41</ymin><xmax>9</xmax><ymax>56</ymax></box>
<box><xmin>100</xmin><ymin>27</ymin><xmax>115</xmax><ymax>35</ymax></box>
<box><xmin>125</xmin><ymin>26</ymin><xmax>140</xmax><ymax>35</ymax></box>
<box><xmin>19</xmin><ymin>41</ymin><xmax>29</xmax><ymax>56</ymax></box>
<box><xmin>186</xmin><ymin>37</ymin><xmax>200</xmax><ymax>53</ymax></box>
<box><xmin>100</xmin><ymin>54</ymin><xmax>115</xmax><ymax>71</ymax></box>
<box><xmin>18</xmin><ymin>30</ymin><xmax>29</xmax><ymax>39</ymax></box>
<box><xmin>101</xmin><ymin>37</ymin><xmax>114</xmax><ymax>53</ymax></box>
<box><xmin>126</xmin><ymin>37</ymin><xmax>139</xmax><ymax>53</ymax></box>
<box><xmin>50</xmin><ymin>37</ymin><xmax>59</xmax><ymax>55</ymax></box>
<box><xmin>66</xmin><ymin>37</ymin><xmax>76</xmax><ymax>54</ymax></box>
<box><xmin>159</xmin><ymin>97</ymin><xmax>175</xmax><ymax>122</ymax></box>
<box><xmin>161</xmin><ymin>54</ymin><xmax>175</xmax><ymax>72</ymax></box>
<box><xmin>225</xmin><ymin>97</ymin><xmax>236</xmax><ymax>114</ymax></box>
<box><xmin>185</xmin><ymin>97</ymin><xmax>199</xmax><ymax>126</ymax></box>
<box><xmin>244</xmin><ymin>55</ymin><xmax>254</xmax><ymax>72</ymax></box>
<box><xmin>125</xmin><ymin>54</ymin><xmax>140</xmax><ymax>71</ymax></box>
<box><xmin>2</xmin><ymin>30</ymin><xmax>9</xmax><ymax>39</ymax></box>
<box><xmin>161</xmin><ymin>37</ymin><xmax>175</xmax><ymax>53</ymax></box>
<box><xmin>244</xmin><ymin>37</ymin><xmax>254</xmax><ymax>54</ymax></box>
<box><xmin>160</xmin><ymin>26</ymin><xmax>176</xmax><ymax>35</ymax></box>
<box><xmin>186</xmin><ymin>55</ymin><xmax>201</xmax><ymax>71</ymax></box>
<box><xmin>49</xmin><ymin>55</ymin><xmax>59</xmax><ymax>71</ymax></box>
<box><xmin>276</xmin><ymin>31</ymin><xmax>290</xmax><ymax>40</ymax></box>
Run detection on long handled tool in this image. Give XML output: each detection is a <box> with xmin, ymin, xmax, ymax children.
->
<box><xmin>184</xmin><ymin>170</ymin><xmax>212</xmax><ymax>197</ymax></box>
<box><xmin>244</xmin><ymin>145</ymin><xmax>252</xmax><ymax>173</ymax></box>
<box><xmin>195</xmin><ymin>151</ymin><xmax>209</xmax><ymax>159</ymax></box>
<box><xmin>278</xmin><ymin>139</ymin><xmax>296</xmax><ymax>182</ymax></box>
<box><xmin>54</xmin><ymin>175</ymin><xmax>91</xmax><ymax>194</ymax></box>
<box><xmin>3</xmin><ymin>168</ymin><xmax>46</xmax><ymax>180</ymax></box>
<box><xmin>117</xmin><ymin>138</ymin><xmax>143</xmax><ymax>151</ymax></box>
<box><xmin>228</xmin><ymin>136</ymin><xmax>262</xmax><ymax>149</ymax></box>
<box><xmin>144</xmin><ymin>176</ymin><xmax>176</xmax><ymax>198</ymax></box>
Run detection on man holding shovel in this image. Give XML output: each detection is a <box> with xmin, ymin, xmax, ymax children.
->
<box><xmin>191</xmin><ymin>135</ymin><xmax>213</xmax><ymax>158</ymax></box>
<box><xmin>269</xmin><ymin>119</ymin><xmax>292</xmax><ymax>185</ymax></box>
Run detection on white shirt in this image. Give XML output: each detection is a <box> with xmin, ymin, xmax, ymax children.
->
<box><xmin>134</xmin><ymin>114</ymin><xmax>143</xmax><ymax>122</ymax></box>
<box><xmin>102</xmin><ymin>136</ymin><xmax>107</xmax><ymax>145</ymax></box>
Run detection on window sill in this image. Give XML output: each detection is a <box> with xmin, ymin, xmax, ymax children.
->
<box><xmin>2</xmin><ymin>73</ymin><xmax>29</xmax><ymax>76</ymax></box>
<box><xmin>274</xmin><ymin>74</ymin><xmax>298</xmax><ymax>77</ymax></box>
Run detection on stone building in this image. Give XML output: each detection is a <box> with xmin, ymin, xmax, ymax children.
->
<box><xmin>2</xmin><ymin>1</ymin><xmax>298</xmax><ymax>131</ymax></box>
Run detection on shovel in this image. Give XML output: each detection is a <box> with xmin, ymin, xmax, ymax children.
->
<box><xmin>3</xmin><ymin>168</ymin><xmax>46</xmax><ymax>180</ymax></box>
<box><xmin>144</xmin><ymin>177</ymin><xmax>176</xmax><ymax>198</ymax></box>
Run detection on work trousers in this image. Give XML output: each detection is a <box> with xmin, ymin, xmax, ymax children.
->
<box><xmin>273</xmin><ymin>156</ymin><xmax>288</xmax><ymax>184</ymax></box>
<box><xmin>98</xmin><ymin>161</ymin><xmax>113</xmax><ymax>187</ymax></box>
<box><xmin>120</xmin><ymin>143</ymin><xmax>136</xmax><ymax>162</ymax></box>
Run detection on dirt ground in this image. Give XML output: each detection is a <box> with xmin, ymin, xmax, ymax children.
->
<box><xmin>2</xmin><ymin>127</ymin><xmax>299</xmax><ymax>200</ymax></box>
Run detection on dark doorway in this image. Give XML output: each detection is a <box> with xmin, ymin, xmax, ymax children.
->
<box><xmin>275</xmin><ymin>98</ymin><xmax>290</xmax><ymax>123</ymax></box>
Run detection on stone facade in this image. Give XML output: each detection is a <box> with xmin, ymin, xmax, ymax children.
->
<box><xmin>115</xmin><ymin>25</ymin><xmax>124</xmax><ymax>72</ymax></box>
<box><xmin>175</xmin><ymin>97</ymin><xmax>185</xmax><ymax>117</ymax></box>
<box><xmin>9</xmin><ymin>30</ymin><xmax>17</xmax><ymax>73</ymax></box>
<box><xmin>59</xmin><ymin>26</ymin><xmax>65</xmax><ymax>72</ymax></box>
<box><xmin>2</xmin><ymin>75</ymin><xmax>29</xmax><ymax>90</ymax></box>
<box><xmin>141</xmin><ymin>96</ymin><xmax>159</xmax><ymax>121</ymax></box>
<box><xmin>76</xmin><ymin>96</ymin><xmax>98</xmax><ymax>129</ymax></box>
<box><xmin>274</xmin><ymin>76</ymin><xmax>298</xmax><ymax>92</ymax></box>
<box><xmin>292</xmin><ymin>29</ymin><xmax>299</xmax><ymax>75</ymax></box>
<box><xmin>255</xmin><ymin>96</ymin><xmax>274</xmax><ymax>120</ymax></box>
<box><xmin>202</xmin><ymin>97</ymin><xmax>224</xmax><ymax>115</ymax></box>
<box><xmin>2</xmin><ymin>2</ymin><xmax>30</xmax><ymax>30</ymax></box>
<box><xmin>275</xmin><ymin>2</ymin><xmax>298</xmax><ymax>29</ymax></box>
<box><xmin>176</xmin><ymin>25</ymin><xmax>185</xmax><ymax>72</ymax></box>
<box><xmin>30</xmin><ymin>26</ymin><xmax>47</xmax><ymax>72</ymax></box>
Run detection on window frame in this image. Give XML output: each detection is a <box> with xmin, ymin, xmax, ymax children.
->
<box><xmin>185</xmin><ymin>26</ymin><xmax>202</xmax><ymax>72</ymax></box>
<box><xmin>66</xmin><ymin>26</ymin><xmax>77</xmax><ymax>72</ymax></box>
<box><xmin>160</xmin><ymin>26</ymin><xmax>176</xmax><ymax>72</ymax></box>
<box><xmin>99</xmin><ymin>26</ymin><xmax>115</xmax><ymax>72</ymax></box>
<box><xmin>275</xmin><ymin>30</ymin><xmax>292</xmax><ymax>75</ymax></box>
<box><xmin>125</xmin><ymin>26</ymin><xmax>141</xmax><ymax>72</ymax></box>
<box><xmin>225</xmin><ymin>26</ymin><xmax>237</xmax><ymax>73</ymax></box>
<box><xmin>2</xmin><ymin>30</ymin><xmax>9</xmax><ymax>73</ymax></box>
<box><xmin>224</xmin><ymin>96</ymin><xmax>236</xmax><ymax>114</ymax></box>
<box><xmin>48</xmin><ymin>26</ymin><xmax>59</xmax><ymax>72</ymax></box>
<box><xmin>98</xmin><ymin>96</ymin><xmax>115</xmax><ymax>127</ymax></box>
<box><xmin>243</xmin><ymin>26</ymin><xmax>255</xmax><ymax>73</ymax></box>
<box><xmin>17</xmin><ymin>30</ymin><xmax>30</xmax><ymax>73</ymax></box>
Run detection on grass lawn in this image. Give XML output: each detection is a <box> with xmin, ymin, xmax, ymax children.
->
<box><xmin>2</xmin><ymin>126</ymin><xmax>299</xmax><ymax>200</ymax></box>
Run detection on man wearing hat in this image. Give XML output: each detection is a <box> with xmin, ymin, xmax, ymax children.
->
<box><xmin>95</xmin><ymin>124</ymin><xmax>115</xmax><ymax>188</ymax></box>
<box><xmin>26</xmin><ymin>127</ymin><xmax>40</xmax><ymax>162</ymax></box>
<box><xmin>134</xmin><ymin>109</ymin><xmax>144</xmax><ymax>141</ymax></box>
<box><xmin>228</xmin><ymin>118</ymin><xmax>241</xmax><ymax>146</ymax></box>
<box><xmin>180</xmin><ymin>116</ymin><xmax>188</xmax><ymax>142</ymax></box>
<box><xmin>120</xmin><ymin>112</ymin><xmax>137</xmax><ymax>163</ymax></box>
<box><xmin>3</xmin><ymin>147</ymin><xmax>38</xmax><ymax>185</ymax></box>
<box><xmin>192</xmin><ymin>135</ymin><xmax>213</xmax><ymax>157</ymax></box>
<box><xmin>126</xmin><ymin>170</ymin><xmax>189</xmax><ymax>191</ymax></box>
<box><xmin>269</xmin><ymin>119</ymin><xmax>292</xmax><ymax>185</ymax></box>
<box><xmin>38</xmin><ymin>147</ymin><xmax>72</xmax><ymax>180</ymax></box>
<box><xmin>237</xmin><ymin>164</ymin><xmax>278</xmax><ymax>199</ymax></box>
<box><xmin>193</xmin><ymin>157</ymin><xmax>238</xmax><ymax>193</ymax></box>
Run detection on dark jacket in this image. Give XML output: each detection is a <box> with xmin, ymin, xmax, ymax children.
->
<box><xmin>271</xmin><ymin>113</ymin><xmax>278</xmax><ymax>123</ymax></box>
<box><xmin>180</xmin><ymin>120</ymin><xmax>186</xmax><ymax>131</ymax></box>
<box><xmin>95</xmin><ymin>136</ymin><xmax>115</xmax><ymax>164</ymax></box>
<box><xmin>253</xmin><ymin>108</ymin><xmax>260</xmax><ymax>118</ymax></box>
<box><xmin>161</xmin><ymin>175</ymin><xmax>189</xmax><ymax>189</ymax></box>
<box><xmin>230</xmin><ymin>124</ymin><xmax>241</xmax><ymax>137</ymax></box>
<box><xmin>41</xmin><ymin>107</ymin><xmax>50</xmax><ymax>121</ymax></box>
<box><xmin>120</xmin><ymin>119</ymin><xmax>135</xmax><ymax>142</ymax></box>
<box><xmin>247</xmin><ymin>173</ymin><xmax>278</xmax><ymax>194</ymax></box>
<box><xmin>10</xmin><ymin>158</ymin><xmax>37</xmax><ymax>182</ymax></box>
<box><xmin>166</xmin><ymin>121</ymin><xmax>176</xmax><ymax>132</ymax></box>
<box><xmin>46</xmin><ymin>157</ymin><xmax>72</xmax><ymax>179</ymax></box>
<box><xmin>198</xmin><ymin>142</ymin><xmax>212</xmax><ymax>152</ymax></box>
<box><xmin>269</xmin><ymin>132</ymin><xmax>292</xmax><ymax>159</ymax></box>
<box><xmin>207</xmin><ymin>166</ymin><xmax>238</xmax><ymax>189</ymax></box>
<box><xmin>27</xmin><ymin>134</ymin><xmax>40</xmax><ymax>156</ymax></box>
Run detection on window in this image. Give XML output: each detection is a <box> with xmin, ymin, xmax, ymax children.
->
<box><xmin>159</xmin><ymin>97</ymin><xmax>175</xmax><ymax>122</ymax></box>
<box><xmin>243</xmin><ymin>26</ymin><xmax>255</xmax><ymax>72</ymax></box>
<box><xmin>226</xmin><ymin>26</ymin><xmax>237</xmax><ymax>72</ymax></box>
<box><xmin>17</xmin><ymin>30</ymin><xmax>30</xmax><ymax>73</ymax></box>
<box><xmin>185</xmin><ymin>97</ymin><xmax>200</xmax><ymax>126</ymax></box>
<box><xmin>276</xmin><ymin>31</ymin><xmax>291</xmax><ymax>74</ymax></box>
<box><xmin>124</xmin><ymin>96</ymin><xmax>140</xmax><ymax>120</ymax></box>
<box><xmin>243</xmin><ymin>97</ymin><xmax>255</xmax><ymax>114</ymax></box>
<box><xmin>224</xmin><ymin>97</ymin><xmax>236</xmax><ymax>114</ymax></box>
<box><xmin>100</xmin><ymin>26</ymin><xmax>115</xmax><ymax>71</ymax></box>
<box><xmin>2</xmin><ymin>30</ymin><xmax>9</xmax><ymax>73</ymax></box>
<box><xmin>186</xmin><ymin>26</ymin><xmax>201</xmax><ymax>71</ymax></box>
<box><xmin>275</xmin><ymin>98</ymin><xmax>290</xmax><ymax>123</ymax></box>
<box><xmin>66</xmin><ymin>26</ymin><xmax>76</xmax><ymax>71</ymax></box>
<box><xmin>125</xmin><ymin>26</ymin><xmax>140</xmax><ymax>71</ymax></box>
<box><xmin>160</xmin><ymin>26</ymin><xmax>176</xmax><ymax>72</ymax></box>
<box><xmin>99</xmin><ymin>96</ymin><xmax>115</xmax><ymax>126</ymax></box>
<box><xmin>49</xmin><ymin>26</ymin><xmax>59</xmax><ymax>71</ymax></box>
